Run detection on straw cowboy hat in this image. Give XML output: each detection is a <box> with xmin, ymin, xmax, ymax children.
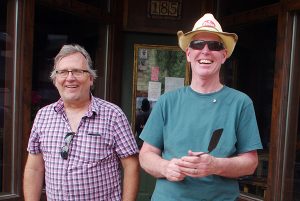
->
<box><xmin>177</xmin><ymin>13</ymin><xmax>238</xmax><ymax>58</ymax></box>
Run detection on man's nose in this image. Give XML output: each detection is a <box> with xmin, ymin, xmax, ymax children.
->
<box><xmin>201</xmin><ymin>44</ymin><xmax>210</xmax><ymax>52</ymax></box>
<box><xmin>66</xmin><ymin>71</ymin><xmax>76</xmax><ymax>79</ymax></box>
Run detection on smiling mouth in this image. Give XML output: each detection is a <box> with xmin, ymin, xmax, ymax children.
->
<box><xmin>198</xmin><ymin>59</ymin><xmax>213</xmax><ymax>64</ymax></box>
<box><xmin>65</xmin><ymin>85</ymin><xmax>78</xmax><ymax>88</ymax></box>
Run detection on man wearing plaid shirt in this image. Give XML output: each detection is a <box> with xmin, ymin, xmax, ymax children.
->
<box><xmin>23</xmin><ymin>44</ymin><xmax>140</xmax><ymax>201</ymax></box>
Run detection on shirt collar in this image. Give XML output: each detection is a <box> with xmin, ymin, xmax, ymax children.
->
<box><xmin>53</xmin><ymin>98</ymin><xmax>64</xmax><ymax>113</ymax></box>
<box><xmin>87</xmin><ymin>95</ymin><xmax>99</xmax><ymax>117</ymax></box>
<box><xmin>53</xmin><ymin>94</ymin><xmax>98</xmax><ymax>117</ymax></box>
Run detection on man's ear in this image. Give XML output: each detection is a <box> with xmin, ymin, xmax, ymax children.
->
<box><xmin>53</xmin><ymin>78</ymin><xmax>57</xmax><ymax>87</ymax></box>
<box><xmin>89</xmin><ymin>76</ymin><xmax>94</xmax><ymax>88</ymax></box>
<box><xmin>186</xmin><ymin>48</ymin><xmax>191</xmax><ymax>62</ymax></box>
<box><xmin>221</xmin><ymin>50</ymin><xmax>227</xmax><ymax>64</ymax></box>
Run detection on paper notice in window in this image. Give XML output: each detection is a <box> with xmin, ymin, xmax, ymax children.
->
<box><xmin>165</xmin><ymin>77</ymin><xmax>184</xmax><ymax>93</ymax></box>
<box><xmin>148</xmin><ymin>81</ymin><xmax>161</xmax><ymax>101</ymax></box>
<box><xmin>151</xmin><ymin>66</ymin><xmax>159</xmax><ymax>81</ymax></box>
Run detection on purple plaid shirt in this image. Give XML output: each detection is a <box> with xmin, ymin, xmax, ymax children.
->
<box><xmin>27</xmin><ymin>96</ymin><xmax>139</xmax><ymax>201</ymax></box>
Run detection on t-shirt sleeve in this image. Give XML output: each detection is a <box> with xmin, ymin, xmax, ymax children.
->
<box><xmin>236</xmin><ymin>101</ymin><xmax>263</xmax><ymax>153</ymax></box>
<box><xmin>139</xmin><ymin>99</ymin><xmax>165</xmax><ymax>150</ymax></box>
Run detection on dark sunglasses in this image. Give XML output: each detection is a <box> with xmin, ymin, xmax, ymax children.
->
<box><xmin>189</xmin><ymin>40</ymin><xmax>225</xmax><ymax>51</ymax></box>
<box><xmin>60</xmin><ymin>132</ymin><xmax>75</xmax><ymax>160</ymax></box>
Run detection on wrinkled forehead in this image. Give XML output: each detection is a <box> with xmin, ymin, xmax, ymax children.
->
<box><xmin>56</xmin><ymin>52</ymin><xmax>87</xmax><ymax>68</ymax></box>
<box><xmin>192</xmin><ymin>32</ymin><xmax>223</xmax><ymax>42</ymax></box>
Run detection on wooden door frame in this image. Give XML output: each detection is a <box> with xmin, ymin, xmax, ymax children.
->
<box><xmin>267</xmin><ymin>3</ymin><xmax>300</xmax><ymax>201</ymax></box>
<box><xmin>221</xmin><ymin>1</ymin><xmax>300</xmax><ymax>200</ymax></box>
<box><xmin>277</xmin><ymin>11</ymin><xmax>300</xmax><ymax>201</ymax></box>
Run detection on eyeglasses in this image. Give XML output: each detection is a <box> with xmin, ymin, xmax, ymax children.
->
<box><xmin>60</xmin><ymin>132</ymin><xmax>75</xmax><ymax>160</ymax></box>
<box><xmin>189</xmin><ymin>40</ymin><xmax>225</xmax><ymax>51</ymax></box>
<box><xmin>55</xmin><ymin>69</ymin><xmax>90</xmax><ymax>78</ymax></box>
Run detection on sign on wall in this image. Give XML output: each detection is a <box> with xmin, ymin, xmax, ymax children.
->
<box><xmin>148</xmin><ymin>0</ymin><xmax>182</xmax><ymax>19</ymax></box>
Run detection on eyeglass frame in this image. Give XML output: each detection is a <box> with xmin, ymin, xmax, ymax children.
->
<box><xmin>60</xmin><ymin>132</ymin><xmax>75</xmax><ymax>160</ymax></box>
<box><xmin>55</xmin><ymin>69</ymin><xmax>90</xmax><ymax>78</ymax></box>
<box><xmin>189</xmin><ymin>40</ymin><xmax>225</xmax><ymax>51</ymax></box>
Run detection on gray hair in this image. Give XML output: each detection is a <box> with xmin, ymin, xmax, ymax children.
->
<box><xmin>50</xmin><ymin>44</ymin><xmax>97</xmax><ymax>82</ymax></box>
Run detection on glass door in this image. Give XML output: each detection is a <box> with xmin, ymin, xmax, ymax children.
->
<box><xmin>289</xmin><ymin>12</ymin><xmax>300</xmax><ymax>201</ymax></box>
<box><xmin>293</xmin><ymin>13</ymin><xmax>300</xmax><ymax>200</ymax></box>
<box><xmin>0</xmin><ymin>0</ymin><xmax>21</xmax><ymax>197</ymax></box>
<box><xmin>32</xmin><ymin>3</ymin><xmax>109</xmax><ymax>117</ymax></box>
<box><xmin>280</xmin><ymin>12</ymin><xmax>300</xmax><ymax>201</ymax></box>
<box><xmin>295</xmin><ymin>101</ymin><xmax>300</xmax><ymax>199</ymax></box>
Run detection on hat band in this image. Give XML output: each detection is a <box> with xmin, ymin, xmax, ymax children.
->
<box><xmin>194</xmin><ymin>26</ymin><xmax>221</xmax><ymax>32</ymax></box>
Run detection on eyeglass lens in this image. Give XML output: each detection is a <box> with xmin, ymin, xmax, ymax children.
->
<box><xmin>56</xmin><ymin>69</ymin><xmax>89</xmax><ymax>78</ymax></box>
<box><xmin>60</xmin><ymin>132</ymin><xmax>75</xmax><ymax>160</ymax></box>
<box><xmin>189</xmin><ymin>40</ymin><xmax>224</xmax><ymax>51</ymax></box>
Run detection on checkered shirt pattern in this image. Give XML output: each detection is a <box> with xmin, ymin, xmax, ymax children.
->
<box><xmin>27</xmin><ymin>96</ymin><xmax>139</xmax><ymax>201</ymax></box>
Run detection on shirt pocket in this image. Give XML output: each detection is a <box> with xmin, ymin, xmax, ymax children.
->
<box><xmin>72</xmin><ymin>132</ymin><xmax>115</xmax><ymax>163</ymax></box>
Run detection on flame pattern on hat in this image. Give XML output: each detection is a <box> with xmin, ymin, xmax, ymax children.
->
<box><xmin>202</xmin><ymin>20</ymin><xmax>216</xmax><ymax>28</ymax></box>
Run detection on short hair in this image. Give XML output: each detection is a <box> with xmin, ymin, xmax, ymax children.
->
<box><xmin>49</xmin><ymin>44</ymin><xmax>97</xmax><ymax>82</ymax></box>
<box><xmin>141</xmin><ymin>98</ymin><xmax>150</xmax><ymax>112</ymax></box>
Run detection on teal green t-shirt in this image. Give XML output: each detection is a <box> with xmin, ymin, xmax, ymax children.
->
<box><xmin>140</xmin><ymin>86</ymin><xmax>263</xmax><ymax>201</ymax></box>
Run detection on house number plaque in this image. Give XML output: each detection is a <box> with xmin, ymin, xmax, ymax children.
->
<box><xmin>148</xmin><ymin>0</ymin><xmax>182</xmax><ymax>19</ymax></box>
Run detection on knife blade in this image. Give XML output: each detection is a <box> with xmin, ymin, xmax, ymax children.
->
<box><xmin>196</xmin><ymin>128</ymin><xmax>223</xmax><ymax>157</ymax></box>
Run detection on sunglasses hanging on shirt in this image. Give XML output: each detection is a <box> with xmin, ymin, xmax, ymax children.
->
<box><xmin>60</xmin><ymin>132</ymin><xmax>75</xmax><ymax>160</ymax></box>
<box><xmin>189</xmin><ymin>40</ymin><xmax>225</xmax><ymax>51</ymax></box>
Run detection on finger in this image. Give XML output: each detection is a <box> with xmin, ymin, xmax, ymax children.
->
<box><xmin>166</xmin><ymin>172</ymin><xmax>185</xmax><ymax>181</ymax></box>
<box><xmin>183</xmin><ymin>154</ymin><xmax>212</xmax><ymax>164</ymax></box>
<box><xmin>179</xmin><ymin>166</ymin><xmax>198</xmax><ymax>175</ymax></box>
<box><xmin>180</xmin><ymin>156</ymin><xmax>202</xmax><ymax>163</ymax></box>
<box><xmin>177</xmin><ymin>158</ymin><xmax>198</xmax><ymax>167</ymax></box>
<box><xmin>188</xmin><ymin>150</ymin><xmax>206</xmax><ymax>157</ymax></box>
<box><xmin>182</xmin><ymin>168</ymin><xmax>200</xmax><ymax>177</ymax></box>
<box><xmin>188</xmin><ymin>150</ymin><xmax>197</xmax><ymax>156</ymax></box>
<box><xmin>168</xmin><ymin>176</ymin><xmax>185</xmax><ymax>182</ymax></box>
<box><xmin>178</xmin><ymin>166</ymin><xmax>192</xmax><ymax>173</ymax></box>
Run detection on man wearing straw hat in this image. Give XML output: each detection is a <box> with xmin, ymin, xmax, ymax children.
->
<box><xmin>139</xmin><ymin>13</ymin><xmax>263</xmax><ymax>200</ymax></box>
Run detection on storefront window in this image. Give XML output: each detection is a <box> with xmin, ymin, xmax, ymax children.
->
<box><xmin>31</xmin><ymin>4</ymin><xmax>108</xmax><ymax>114</ymax></box>
<box><xmin>295</xmin><ymin>102</ymin><xmax>300</xmax><ymax>199</ymax></box>
<box><xmin>293</xmin><ymin>13</ymin><xmax>300</xmax><ymax>200</ymax></box>
<box><xmin>0</xmin><ymin>0</ymin><xmax>18</xmax><ymax>195</ymax></box>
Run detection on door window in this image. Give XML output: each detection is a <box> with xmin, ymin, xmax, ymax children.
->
<box><xmin>292</xmin><ymin>13</ymin><xmax>300</xmax><ymax>200</ymax></box>
<box><xmin>0</xmin><ymin>0</ymin><xmax>19</xmax><ymax>195</ymax></box>
<box><xmin>31</xmin><ymin>4</ymin><xmax>108</xmax><ymax>117</ymax></box>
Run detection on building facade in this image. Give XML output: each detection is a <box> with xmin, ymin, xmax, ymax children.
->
<box><xmin>0</xmin><ymin>0</ymin><xmax>299</xmax><ymax>200</ymax></box>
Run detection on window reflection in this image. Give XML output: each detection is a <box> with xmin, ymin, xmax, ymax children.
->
<box><xmin>293</xmin><ymin>14</ymin><xmax>300</xmax><ymax>200</ymax></box>
<box><xmin>32</xmin><ymin>4</ymin><xmax>107</xmax><ymax>116</ymax></box>
<box><xmin>295</xmin><ymin>103</ymin><xmax>300</xmax><ymax>199</ymax></box>
<box><xmin>0</xmin><ymin>0</ymin><xmax>14</xmax><ymax>193</ymax></box>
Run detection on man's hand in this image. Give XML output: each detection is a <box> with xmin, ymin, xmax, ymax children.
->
<box><xmin>163</xmin><ymin>158</ymin><xmax>186</xmax><ymax>181</ymax></box>
<box><xmin>139</xmin><ymin>142</ymin><xmax>186</xmax><ymax>181</ymax></box>
<box><xmin>177</xmin><ymin>150</ymin><xmax>216</xmax><ymax>178</ymax></box>
<box><xmin>177</xmin><ymin>150</ymin><xmax>259</xmax><ymax>179</ymax></box>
